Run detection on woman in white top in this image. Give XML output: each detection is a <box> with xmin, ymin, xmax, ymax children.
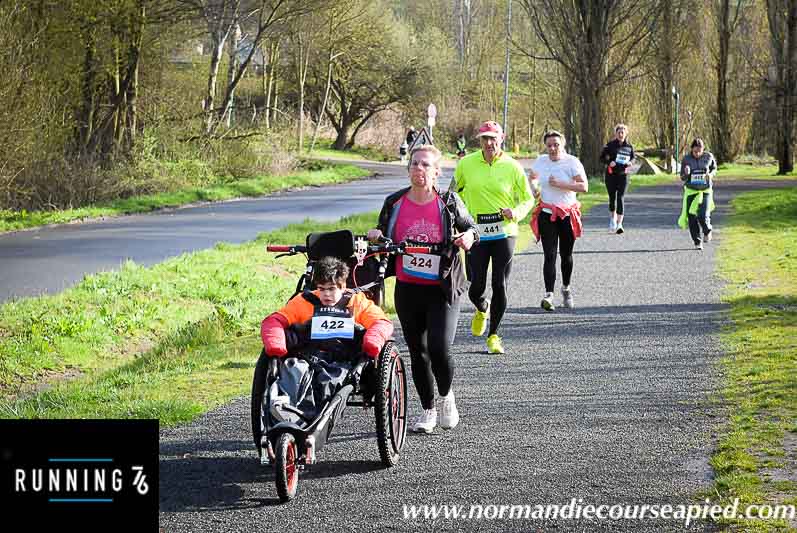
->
<box><xmin>529</xmin><ymin>131</ymin><xmax>588</xmax><ymax>311</ymax></box>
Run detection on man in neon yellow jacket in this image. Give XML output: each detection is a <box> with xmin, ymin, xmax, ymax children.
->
<box><xmin>450</xmin><ymin>121</ymin><xmax>534</xmax><ymax>354</ymax></box>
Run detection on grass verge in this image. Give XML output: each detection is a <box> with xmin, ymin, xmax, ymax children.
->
<box><xmin>717</xmin><ymin>164</ymin><xmax>797</xmax><ymax>181</ymax></box>
<box><xmin>0</xmin><ymin>162</ymin><xmax>369</xmax><ymax>233</ymax></box>
<box><xmin>0</xmin><ymin>212</ymin><xmax>381</xmax><ymax>424</ymax></box>
<box><xmin>307</xmin><ymin>140</ymin><xmax>393</xmax><ymax>162</ymax></box>
<box><xmin>711</xmin><ymin>186</ymin><xmax>797</xmax><ymax>530</ymax></box>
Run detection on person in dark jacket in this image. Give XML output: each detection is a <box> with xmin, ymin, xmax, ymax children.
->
<box><xmin>367</xmin><ymin>144</ymin><xmax>478</xmax><ymax>434</ymax></box>
<box><xmin>599</xmin><ymin>123</ymin><xmax>636</xmax><ymax>234</ymax></box>
<box><xmin>406</xmin><ymin>127</ymin><xmax>417</xmax><ymax>147</ymax></box>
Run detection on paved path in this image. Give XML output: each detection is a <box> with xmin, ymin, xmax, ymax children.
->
<box><xmin>0</xmin><ymin>162</ymin><xmax>411</xmax><ymax>303</ymax></box>
<box><xmin>158</xmin><ymin>181</ymin><xmax>774</xmax><ymax>532</ymax></box>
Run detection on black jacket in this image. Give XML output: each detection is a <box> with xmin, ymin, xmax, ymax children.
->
<box><xmin>376</xmin><ymin>187</ymin><xmax>478</xmax><ymax>304</ymax></box>
<box><xmin>599</xmin><ymin>139</ymin><xmax>635</xmax><ymax>178</ymax></box>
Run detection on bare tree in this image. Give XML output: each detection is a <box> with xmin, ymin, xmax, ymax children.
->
<box><xmin>712</xmin><ymin>0</ymin><xmax>746</xmax><ymax>163</ymax></box>
<box><xmin>517</xmin><ymin>0</ymin><xmax>659</xmax><ymax>175</ymax></box>
<box><xmin>181</xmin><ymin>0</ymin><xmax>241</xmax><ymax>132</ymax></box>
<box><xmin>309</xmin><ymin>2</ymin><xmax>366</xmax><ymax>152</ymax></box>
<box><xmin>766</xmin><ymin>0</ymin><xmax>797</xmax><ymax>173</ymax></box>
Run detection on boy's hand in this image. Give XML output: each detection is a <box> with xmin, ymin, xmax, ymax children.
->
<box><xmin>367</xmin><ymin>229</ymin><xmax>383</xmax><ymax>241</ymax></box>
<box><xmin>362</xmin><ymin>338</ymin><xmax>382</xmax><ymax>358</ymax></box>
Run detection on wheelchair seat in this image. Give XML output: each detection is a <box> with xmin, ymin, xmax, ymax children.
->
<box><xmin>306</xmin><ymin>230</ymin><xmax>355</xmax><ymax>261</ymax></box>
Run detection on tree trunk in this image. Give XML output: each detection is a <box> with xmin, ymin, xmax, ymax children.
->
<box><xmin>714</xmin><ymin>0</ymin><xmax>733</xmax><ymax>164</ymax></box>
<box><xmin>780</xmin><ymin>0</ymin><xmax>797</xmax><ymax>173</ymax></box>
<box><xmin>225</xmin><ymin>22</ymin><xmax>241</xmax><ymax>127</ymax></box>
<box><xmin>346</xmin><ymin>110</ymin><xmax>376</xmax><ymax>149</ymax></box>
<box><xmin>333</xmin><ymin>123</ymin><xmax>350</xmax><ymax>150</ymax></box>
<box><xmin>580</xmin><ymin>79</ymin><xmax>604</xmax><ymax>176</ymax></box>
<box><xmin>76</xmin><ymin>29</ymin><xmax>97</xmax><ymax>152</ymax></box>
<box><xmin>563</xmin><ymin>74</ymin><xmax>577</xmax><ymax>154</ymax></box>
<box><xmin>310</xmin><ymin>50</ymin><xmax>338</xmax><ymax>152</ymax></box>
<box><xmin>659</xmin><ymin>0</ymin><xmax>675</xmax><ymax>171</ymax></box>
<box><xmin>205</xmin><ymin>34</ymin><xmax>226</xmax><ymax>133</ymax></box>
<box><xmin>124</xmin><ymin>2</ymin><xmax>144</xmax><ymax>151</ymax></box>
<box><xmin>264</xmin><ymin>42</ymin><xmax>278</xmax><ymax>129</ymax></box>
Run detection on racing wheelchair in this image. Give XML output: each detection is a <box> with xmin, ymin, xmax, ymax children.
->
<box><xmin>251</xmin><ymin>229</ymin><xmax>429</xmax><ymax>502</ymax></box>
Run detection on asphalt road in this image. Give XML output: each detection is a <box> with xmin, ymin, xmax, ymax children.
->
<box><xmin>0</xmin><ymin>161</ymin><xmax>412</xmax><ymax>303</ymax></box>
<box><xmin>158</xmin><ymin>181</ymin><xmax>775</xmax><ymax>532</ymax></box>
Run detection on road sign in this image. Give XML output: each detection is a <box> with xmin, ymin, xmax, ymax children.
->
<box><xmin>409</xmin><ymin>127</ymin><xmax>433</xmax><ymax>151</ymax></box>
<box><xmin>427</xmin><ymin>103</ymin><xmax>437</xmax><ymax>119</ymax></box>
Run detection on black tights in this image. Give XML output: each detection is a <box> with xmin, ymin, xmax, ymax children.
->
<box><xmin>467</xmin><ymin>236</ymin><xmax>515</xmax><ymax>336</ymax></box>
<box><xmin>605</xmin><ymin>173</ymin><xmax>628</xmax><ymax>215</ymax></box>
<box><xmin>394</xmin><ymin>282</ymin><xmax>460</xmax><ymax>410</ymax></box>
<box><xmin>538</xmin><ymin>213</ymin><xmax>575</xmax><ymax>292</ymax></box>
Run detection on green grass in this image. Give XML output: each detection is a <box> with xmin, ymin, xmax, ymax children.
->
<box><xmin>308</xmin><ymin>139</ymin><xmax>393</xmax><ymax>162</ymax></box>
<box><xmin>0</xmin><ymin>212</ymin><xmax>381</xmax><ymax>423</ymax></box>
<box><xmin>711</xmin><ymin>186</ymin><xmax>797</xmax><ymax>530</ymax></box>
<box><xmin>0</xmin><ymin>162</ymin><xmax>368</xmax><ymax>233</ymax></box>
<box><xmin>717</xmin><ymin>163</ymin><xmax>797</xmax><ymax>180</ymax></box>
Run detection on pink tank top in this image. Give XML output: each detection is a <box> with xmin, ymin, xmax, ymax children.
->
<box><xmin>394</xmin><ymin>195</ymin><xmax>444</xmax><ymax>285</ymax></box>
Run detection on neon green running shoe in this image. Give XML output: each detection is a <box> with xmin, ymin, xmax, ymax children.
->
<box><xmin>470</xmin><ymin>303</ymin><xmax>489</xmax><ymax>337</ymax></box>
<box><xmin>486</xmin><ymin>334</ymin><xmax>504</xmax><ymax>354</ymax></box>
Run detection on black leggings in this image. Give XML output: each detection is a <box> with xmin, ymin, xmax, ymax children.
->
<box><xmin>538</xmin><ymin>213</ymin><xmax>575</xmax><ymax>292</ymax></box>
<box><xmin>467</xmin><ymin>236</ymin><xmax>516</xmax><ymax>336</ymax></box>
<box><xmin>605</xmin><ymin>173</ymin><xmax>628</xmax><ymax>215</ymax></box>
<box><xmin>394</xmin><ymin>281</ymin><xmax>460</xmax><ymax>410</ymax></box>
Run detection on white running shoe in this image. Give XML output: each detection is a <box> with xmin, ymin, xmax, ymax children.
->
<box><xmin>615</xmin><ymin>224</ymin><xmax>624</xmax><ymax>235</ymax></box>
<box><xmin>541</xmin><ymin>292</ymin><xmax>555</xmax><ymax>311</ymax></box>
<box><xmin>439</xmin><ymin>393</ymin><xmax>460</xmax><ymax>429</ymax></box>
<box><xmin>609</xmin><ymin>218</ymin><xmax>617</xmax><ymax>233</ymax></box>
<box><xmin>695</xmin><ymin>242</ymin><xmax>704</xmax><ymax>251</ymax></box>
<box><xmin>562</xmin><ymin>287</ymin><xmax>574</xmax><ymax>308</ymax></box>
<box><xmin>412</xmin><ymin>408</ymin><xmax>437</xmax><ymax>433</ymax></box>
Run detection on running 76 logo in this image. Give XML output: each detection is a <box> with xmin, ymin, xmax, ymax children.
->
<box><xmin>131</xmin><ymin>466</ymin><xmax>149</xmax><ymax>495</ymax></box>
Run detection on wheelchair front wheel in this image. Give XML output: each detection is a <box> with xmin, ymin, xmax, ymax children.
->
<box><xmin>275</xmin><ymin>432</ymin><xmax>299</xmax><ymax>502</ymax></box>
<box><xmin>374</xmin><ymin>341</ymin><xmax>407</xmax><ymax>467</ymax></box>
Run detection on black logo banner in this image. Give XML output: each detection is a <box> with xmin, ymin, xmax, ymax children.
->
<box><xmin>0</xmin><ymin>419</ymin><xmax>158</xmax><ymax>531</ymax></box>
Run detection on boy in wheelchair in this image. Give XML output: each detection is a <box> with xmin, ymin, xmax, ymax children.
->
<box><xmin>260</xmin><ymin>256</ymin><xmax>394</xmax><ymax>426</ymax></box>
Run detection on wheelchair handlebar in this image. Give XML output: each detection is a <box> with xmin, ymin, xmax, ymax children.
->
<box><xmin>266</xmin><ymin>238</ymin><xmax>430</xmax><ymax>258</ymax></box>
<box><xmin>266</xmin><ymin>244</ymin><xmax>307</xmax><ymax>255</ymax></box>
<box><xmin>367</xmin><ymin>238</ymin><xmax>431</xmax><ymax>256</ymax></box>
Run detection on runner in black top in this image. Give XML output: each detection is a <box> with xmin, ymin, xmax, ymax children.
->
<box><xmin>599</xmin><ymin>124</ymin><xmax>635</xmax><ymax>234</ymax></box>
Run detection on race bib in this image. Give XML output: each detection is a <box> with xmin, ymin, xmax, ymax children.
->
<box><xmin>401</xmin><ymin>253</ymin><xmax>441</xmax><ymax>280</ymax></box>
<box><xmin>615</xmin><ymin>153</ymin><xmax>630</xmax><ymax>165</ymax></box>
<box><xmin>476</xmin><ymin>212</ymin><xmax>506</xmax><ymax>241</ymax></box>
<box><xmin>689</xmin><ymin>170</ymin><xmax>707</xmax><ymax>185</ymax></box>
<box><xmin>310</xmin><ymin>315</ymin><xmax>355</xmax><ymax>340</ymax></box>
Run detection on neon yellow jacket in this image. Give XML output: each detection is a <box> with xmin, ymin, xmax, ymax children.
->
<box><xmin>451</xmin><ymin>150</ymin><xmax>533</xmax><ymax>238</ymax></box>
<box><xmin>678</xmin><ymin>186</ymin><xmax>715</xmax><ymax>229</ymax></box>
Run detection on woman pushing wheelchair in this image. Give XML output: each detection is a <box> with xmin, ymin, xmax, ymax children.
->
<box><xmin>368</xmin><ymin>144</ymin><xmax>478</xmax><ymax>434</ymax></box>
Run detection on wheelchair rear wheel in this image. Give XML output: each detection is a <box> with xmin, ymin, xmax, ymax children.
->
<box><xmin>275</xmin><ymin>432</ymin><xmax>299</xmax><ymax>502</ymax></box>
<box><xmin>374</xmin><ymin>341</ymin><xmax>407</xmax><ymax>467</ymax></box>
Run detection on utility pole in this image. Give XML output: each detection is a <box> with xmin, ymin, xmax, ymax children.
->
<box><xmin>672</xmin><ymin>86</ymin><xmax>680</xmax><ymax>173</ymax></box>
<box><xmin>502</xmin><ymin>0</ymin><xmax>512</xmax><ymax>149</ymax></box>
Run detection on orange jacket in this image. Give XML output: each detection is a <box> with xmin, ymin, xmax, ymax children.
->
<box><xmin>261</xmin><ymin>290</ymin><xmax>393</xmax><ymax>358</ymax></box>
